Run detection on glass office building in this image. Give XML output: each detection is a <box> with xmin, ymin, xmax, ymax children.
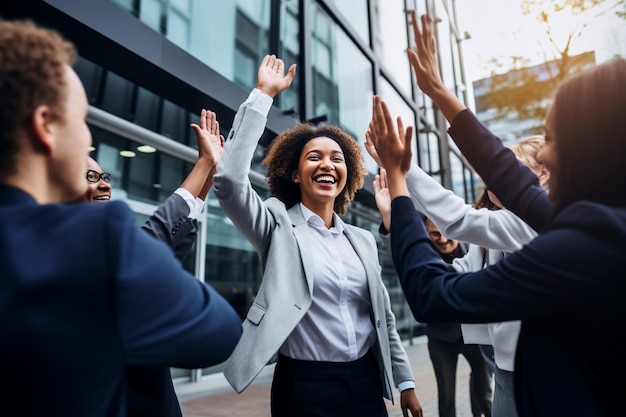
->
<box><xmin>3</xmin><ymin>0</ymin><xmax>476</xmax><ymax>384</ymax></box>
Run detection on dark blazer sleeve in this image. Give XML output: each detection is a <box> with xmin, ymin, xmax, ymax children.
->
<box><xmin>107</xmin><ymin>201</ymin><xmax>241</xmax><ymax>368</ymax></box>
<box><xmin>141</xmin><ymin>193</ymin><xmax>197</xmax><ymax>262</ymax></box>
<box><xmin>388</xmin><ymin>196</ymin><xmax>623</xmax><ymax>324</ymax></box>
<box><xmin>447</xmin><ymin>109</ymin><xmax>554</xmax><ymax>232</ymax></box>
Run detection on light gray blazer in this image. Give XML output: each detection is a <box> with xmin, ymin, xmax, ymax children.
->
<box><xmin>213</xmin><ymin>99</ymin><xmax>414</xmax><ymax>401</ymax></box>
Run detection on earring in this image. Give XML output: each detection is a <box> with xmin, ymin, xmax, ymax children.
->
<box><xmin>293</xmin><ymin>178</ymin><xmax>300</xmax><ymax>183</ymax></box>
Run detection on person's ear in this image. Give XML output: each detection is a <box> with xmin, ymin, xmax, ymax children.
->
<box><xmin>538</xmin><ymin>166</ymin><xmax>550</xmax><ymax>187</ymax></box>
<box><xmin>292</xmin><ymin>172</ymin><xmax>300</xmax><ymax>183</ymax></box>
<box><xmin>30</xmin><ymin>105</ymin><xmax>55</xmax><ymax>154</ymax></box>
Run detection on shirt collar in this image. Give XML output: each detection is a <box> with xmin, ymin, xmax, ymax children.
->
<box><xmin>298</xmin><ymin>202</ymin><xmax>345</xmax><ymax>234</ymax></box>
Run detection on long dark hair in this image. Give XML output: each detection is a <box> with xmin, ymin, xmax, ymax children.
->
<box><xmin>551</xmin><ymin>57</ymin><xmax>626</xmax><ymax>211</ymax></box>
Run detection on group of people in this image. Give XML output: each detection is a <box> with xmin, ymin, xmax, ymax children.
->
<box><xmin>1</xmin><ymin>7</ymin><xmax>624</xmax><ymax>417</ymax></box>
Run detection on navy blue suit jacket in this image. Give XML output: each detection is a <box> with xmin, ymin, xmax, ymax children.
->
<box><xmin>130</xmin><ymin>193</ymin><xmax>200</xmax><ymax>417</ymax></box>
<box><xmin>0</xmin><ymin>185</ymin><xmax>242</xmax><ymax>416</ymax></box>
<box><xmin>389</xmin><ymin>110</ymin><xmax>626</xmax><ymax>416</ymax></box>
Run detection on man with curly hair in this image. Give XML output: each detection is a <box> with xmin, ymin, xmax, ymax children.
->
<box><xmin>213</xmin><ymin>54</ymin><xmax>423</xmax><ymax>417</ymax></box>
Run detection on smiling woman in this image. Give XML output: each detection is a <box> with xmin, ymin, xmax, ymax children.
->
<box><xmin>262</xmin><ymin>123</ymin><xmax>364</xmax><ymax>222</ymax></box>
<box><xmin>212</xmin><ymin>54</ymin><xmax>424</xmax><ymax>417</ymax></box>
<box><xmin>85</xmin><ymin>157</ymin><xmax>112</xmax><ymax>203</ymax></box>
<box><xmin>368</xmin><ymin>10</ymin><xmax>626</xmax><ymax>417</ymax></box>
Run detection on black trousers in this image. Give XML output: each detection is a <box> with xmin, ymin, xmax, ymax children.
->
<box><xmin>428</xmin><ymin>337</ymin><xmax>493</xmax><ymax>417</ymax></box>
<box><xmin>271</xmin><ymin>350</ymin><xmax>388</xmax><ymax>417</ymax></box>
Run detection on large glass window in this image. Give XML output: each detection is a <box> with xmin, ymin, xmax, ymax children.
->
<box><xmin>325</xmin><ymin>0</ymin><xmax>370</xmax><ymax>44</ymax></box>
<box><xmin>377</xmin><ymin>78</ymin><xmax>418</xmax><ymax>175</ymax></box>
<box><xmin>373</xmin><ymin>0</ymin><xmax>413</xmax><ymax>96</ymax></box>
<box><xmin>417</xmin><ymin>130</ymin><xmax>442</xmax><ymax>185</ymax></box>
<box><xmin>449</xmin><ymin>151</ymin><xmax>466</xmax><ymax>199</ymax></box>
<box><xmin>310</xmin><ymin>2</ymin><xmax>374</xmax><ymax>150</ymax></box>
<box><xmin>202</xmin><ymin>185</ymin><xmax>266</xmax><ymax>296</ymax></box>
<box><xmin>76</xmin><ymin>56</ymin><xmax>201</xmax><ymax>150</ymax></box>
<box><xmin>111</xmin><ymin>0</ymin><xmax>301</xmax><ymax>117</ymax></box>
<box><xmin>278</xmin><ymin>1</ymin><xmax>300</xmax><ymax>113</ymax></box>
<box><xmin>434</xmin><ymin>0</ymin><xmax>455</xmax><ymax>92</ymax></box>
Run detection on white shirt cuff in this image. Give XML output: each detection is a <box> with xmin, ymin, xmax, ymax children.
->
<box><xmin>190</xmin><ymin>197</ymin><xmax>205</xmax><ymax>219</ymax></box>
<box><xmin>398</xmin><ymin>380</ymin><xmax>416</xmax><ymax>392</ymax></box>
<box><xmin>245</xmin><ymin>88</ymin><xmax>273</xmax><ymax>117</ymax></box>
<box><xmin>174</xmin><ymin>188</ymin><xmax>196</xmax><ymax>218</ymax></box>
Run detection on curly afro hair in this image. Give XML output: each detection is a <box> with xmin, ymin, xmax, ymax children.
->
<box><xmin>262</xmin><ymin>123</ymin><xmax>366</xmax><ymax>214</ymax></box>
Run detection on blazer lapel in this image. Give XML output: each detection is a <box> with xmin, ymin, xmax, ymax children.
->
<box><xmin>288</xmin><ymin>205</ymin><xmax>316</xmax><ymax>295</ymax></box>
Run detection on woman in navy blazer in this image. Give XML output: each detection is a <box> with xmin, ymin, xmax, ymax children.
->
<box><xmin>213</xmin><ymin>55</ymin><xmax>423</xmax><ymax>417</ymax></box>
<box><xmin>367</xmin><ymin>11</ymin><xmax>626</xmax><ymax>417</ymax></box>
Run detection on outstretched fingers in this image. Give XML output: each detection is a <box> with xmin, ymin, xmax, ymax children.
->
<box><xmin>402</xmin><ymin>123</ymin><xmax>414</xmax><ymax>173</ymax></box>
<box><xmin>370</xmin><ymin>96</ymin><xmax>397</xmax><ymax>168</ymax></box>
<box><xmin>257</xmin><ymin>54</ymin><xmax>297</xmax><ymax>97</ymax></box>
<box><xmin>364</xmin><ymin>128</ymin><xmax>383</xmax><ymax>168</ymax></box>
<box><xmin>285</xmin><ymin>63</ymin><xmax>297</xmax><ymax>84</ymax></box>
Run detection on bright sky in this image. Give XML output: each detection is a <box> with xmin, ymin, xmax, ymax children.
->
<box><xmin>455</xmin><ymin>0</ymin><xmax>626</xmax><ymax>82</ymax></box>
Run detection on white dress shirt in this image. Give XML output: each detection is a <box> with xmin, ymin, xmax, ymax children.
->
<box><xmin>279</xmin><ymin>203</ymin><xmax>376</xmax><ymax>362</ymax></box>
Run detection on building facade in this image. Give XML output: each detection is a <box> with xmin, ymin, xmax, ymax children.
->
<box><xmin>2</xmin><ymin>0</ymin><xmax>477</xmax><ymax>384</ymax></box>
<box><xmin>472</xmin><ymin>50</ymin><xmax>597</xmax><ymax>145</ymax></box>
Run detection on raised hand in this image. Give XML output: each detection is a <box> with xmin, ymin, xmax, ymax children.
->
<box><xmin>191</xmin><ymin>109</ymin><xmax>224</xmax><ymax>171</ymax></box>
<box><xmin>373</xmin><ymin>168</ymin><xmax>391</xmax><ymax>232</ymax></box>
<box><xmin>407</xmin><ymin>11</ymin><xmax>443</xmax><ymax>98</ymax></box>
<box><xmin>369</xmin><ymin>96</ymin><xmax>413</xmax><ymax>177</ymax></box>
<box><xmin>407</xmin><ymin>10</ymin><xmax>465</xmax><ymax>123</ymax></box>
<box><xmin>364</xmin><ymin>127</ymin><xmax>383</xmax><ymax>168</ymax></box>
<box><xmin>369</xmin><ymin>96</ymin><xmax>413</xmax><ymax>200</ymax></box>
<box><xmin>256</xmin><ymin>54</ymin><xmax>297</xmax><ymax>98</ymax></box>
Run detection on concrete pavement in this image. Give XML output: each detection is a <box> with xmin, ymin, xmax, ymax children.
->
<box><xmin>176</xmin><ymin>335</ymin><xmax>479</xmax><ymax>417</ymax></box>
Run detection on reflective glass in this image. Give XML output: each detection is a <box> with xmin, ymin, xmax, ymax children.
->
<box><xmin>310</xmin><ymin>3</ymin><xmax>373</xmax><ymax>151</ymax></box>
<box><xmin>139</xmin><ymin>0</ymin><xmax>162</xmax><ymax>32</ymax></box>
<box><xmin>378</xmin><ymin>78</ymin><xmax>418</xmax><ymax>174</ymax></box>
<box><xmin>278</xmin><ymin>1</ymin><xmax>300</xmax><ymax>113</ymax></box>
<box><xmin>414</xmin><ymin>126</ymin><xmax>442</xmax><ymax>185</ymax></box>
<box><xmin>374</xmin><ymin>0</ymin><xmax>413</xmax><ymax>96</ymax></box>
<box><xmin>109</xmin><ymin>0</ymin><xmax>301</xmax><ymax>120</ymax></box>
<box><xmin>325</xmin><ymin>0</ymin><xmax>370</xmax><ymax>43</ymax></box>
<box><xmin>434</xmin><ymin>0</ymin><xmax>455</xmax><ymax>90</ymax></box>
<box><xmin>449</xmin><ymin>151</ymin><xmax>466</xmax><ymax>199</ymax></box>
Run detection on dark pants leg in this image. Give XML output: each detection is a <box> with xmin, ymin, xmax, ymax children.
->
<box><xmin>428</xmin><ymin>337</ymin><xmax>460</xmax><ymax>417</ymax></box>
<box><xmin>493</xmin><ymin>367</ymin><xmax>518</xmax><ymax>417</ymax></box>
<box><xmin>460</xmin><ymin>344</ymin><xmax>493</xmax><ymax>417</ymax></box>
<box><xmin>271</xmin><ymin>351</ymin><xmax>387</xmax><ymax>417</ymax></box>
<box><xmin>479</xmin><ymin>344</ymin><xmax>496</xmax><ymax>376</ymax></box>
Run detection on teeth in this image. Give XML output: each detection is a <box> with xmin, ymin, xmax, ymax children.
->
<box><xmin>315</xmin><ymin>175</ymin><xmax>335</xmax><ymax>184</ymax></box>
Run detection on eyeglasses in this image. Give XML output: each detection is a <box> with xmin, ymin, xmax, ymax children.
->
<box><xmin>86</xmin><ymin>169</ymin><xmax>111</xmax><ymax>184</ymax></box>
